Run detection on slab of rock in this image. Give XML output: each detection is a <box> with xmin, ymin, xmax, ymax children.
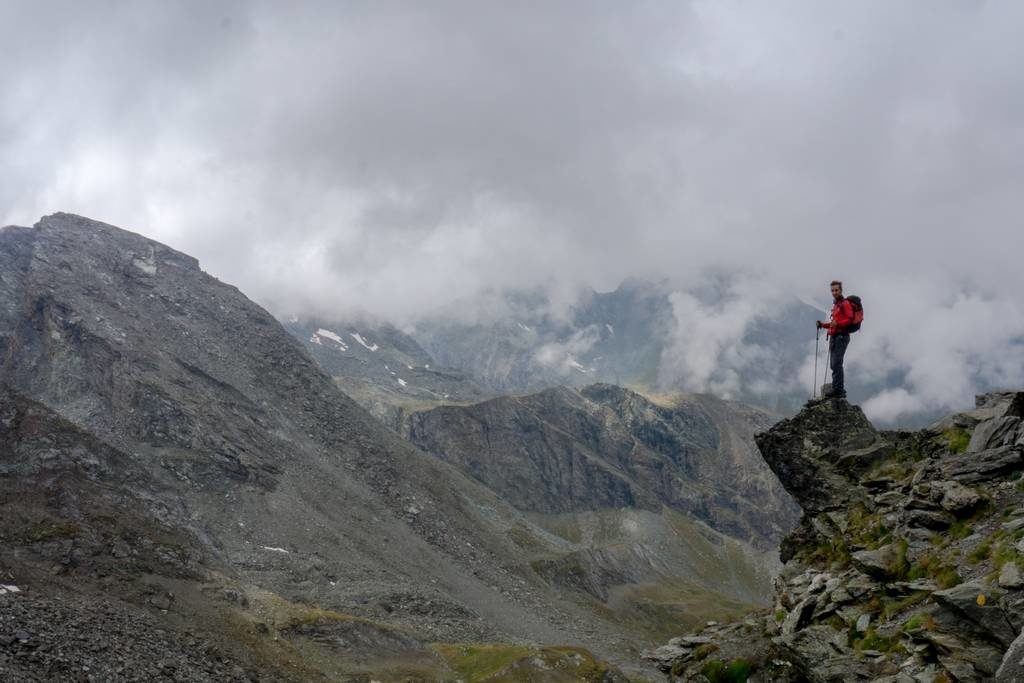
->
<box><xmin>874</xmin><ymin>490</ymin><xmax>905</xmax><ymax>508</ymax></box>
<box><xmin>782</xmin><ymin>595</ymin><xmax>818</xmax><ymax>635</ymax></box>
<box><xmin>896</xmin><ymin>579</ymin><xmax>939</xmax><ymax>593</ymax></box>
<box><xmin>942</xmin><ymin>445</ymin><xmax>1023</xmax><ymax>484</ymax></box>
<box><xmin>641</xmin><ymin>642</ymin><xmax>690</xmax><ymax>670</ymax></box>
<box><xmin>933</xmin><ymin>582</ymin><xmax>1017</xmax><ymax>648</ymax></box>
<box><xmin>928</xmin><ymin>392</ymin><xmax>1024</xmax><ymax>433</ymax></box>
<box><xmin>975</xmin><ymin>392</ymin><xmax>1024</xmax><ymax>419</ymax></box>
<box><xmin>1003</xmin><ymin>517</ymin><xmax>1024</xmax><ymax>532</ymax></box>
<box><xmin>904</xmin><ymin>509</ymin><xmax>955</xmax><ymax>530</ymax></box>
<box><xmin>836</xmin><ymin>442</ymin><xmax>894</xmax><ymax>475</ymax></box>
<box><xmin>852</xmin><ymin>544</ymin><xmax>902</xmax><ymax>581</ymax></box>
<box><xmin>969</xmin><ymin>416</ymin><xmax>1022</xmax><ymax>453</ymax></box>
<box><xmin>996</xmin><ymin>628</ymin><xmax>1024</xmax><ymax>681</ymax></box>
<box><xmin>999</xmin><ymin>562</ymin><xmax>1023</xmax><ymax>589</ymax></box>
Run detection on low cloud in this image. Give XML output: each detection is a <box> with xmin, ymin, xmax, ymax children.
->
<box><xmin>535</xmin><ymin>326</ymin><xmax>602</xmax><ymax>377</ymax></box>
<box><xmin>3</xmin><ymin>2</ymin><xmax>1023</xmax><ymax>418</ymax></box>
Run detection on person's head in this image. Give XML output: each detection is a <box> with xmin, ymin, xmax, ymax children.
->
<box><xmin>830</xmin><ymin>280</ymin><xmax>843</xmax><ymax>301</ymax></box>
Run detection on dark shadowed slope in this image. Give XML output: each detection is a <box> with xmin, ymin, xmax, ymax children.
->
<box><xmin>404</xmin><ymin>384</ymin><xmax>798</xmax><ymax>549</ymax></box>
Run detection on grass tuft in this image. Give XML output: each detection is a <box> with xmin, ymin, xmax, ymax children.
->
<box><xmin>700</xmin><ymin>658</ymin><xmax>756</xmax><ymax>683</ymax></box>
<box><xmin>942</xmin><ymin>428</ymin><xmax>971</xmax><ymax>454</ymax></box>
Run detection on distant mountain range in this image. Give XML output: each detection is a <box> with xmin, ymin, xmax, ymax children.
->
<box><xmin>286</xmin><ymin>278</ymin><xmax>824</xmax><ymax>418</ymax></box>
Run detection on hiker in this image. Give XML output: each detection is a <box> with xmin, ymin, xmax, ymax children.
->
<box><xmin>817</xmin><ymin>280</ymin><xmax>855</xmax><ymax>399</ymax></box>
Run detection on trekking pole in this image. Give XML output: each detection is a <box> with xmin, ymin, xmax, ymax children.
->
<box><xmin>813</xmin><ymin>326</ymin><xmax>820</xmax><ymax>398</ymax></box>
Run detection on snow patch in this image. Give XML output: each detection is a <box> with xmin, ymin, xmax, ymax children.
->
<box><xmin>260</xmin><ymin>546</ymin><xmax>290</xmax><ymax>554</ymax></box>
<box><xmin>309</xmin><ymin>334</ymin><xmax>323</xmax><ymax>345</ymax></box>
<box><xmin>397</xmin><ymin>378</ymin><xmax>407</xmax><ymax>387</ymax></box>
<box><xmin>605</xmin><ymin>323</ymin><xmax>615</xmax><ymax>335</ymax></box>
<box><xmin>516</xmin><ymin>321</ymin><xmax>532</xmax><ymax>332</ymax></box>
<box><xmin>317</xmin><ymin>329</ymin><xmax>349</xmax><ymax>349</ymax></box>
<box><xmin>313</xmin><ymin>328</ymin><xmax>348</xmax><ymax>350</ymax></box>
<box><xmin>350</xmin><ymin>332</ymin><xmax>379</xmax><ymax>351</ymax></box>
<box><xmin>0</xmin><ymin>585</ymin><xmax>20</xmax><ymax>595</ymax></box>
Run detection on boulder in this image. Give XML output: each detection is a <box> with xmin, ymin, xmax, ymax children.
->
<box><xmin>999</xmin><ymin>563</ymin><xmax>1023</xmax><ymax>590</ymax></box>
<box><xmin>903</xmin><ymin>509</ymin><xmax>954</xmax><ymax>530</ymax></box>
<box><xmin>852</xmin><ymin>544</ymin><xmax>902</xmax><ymax>581</ymax></box>
<box><xmin>641</xmin><ymin>642</ymin><xmax>690</xmax><ymax>671</ymax></box>
<box><xmin>936</xmin><ymin>481</ymin><xmax>982</xmax><ymax>515</ymax></box>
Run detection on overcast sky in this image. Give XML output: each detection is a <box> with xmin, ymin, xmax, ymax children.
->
<box><xmin>2</xmin><ymin>1</ymin><xmax>1023</xmax><ymax>419</ymax></box>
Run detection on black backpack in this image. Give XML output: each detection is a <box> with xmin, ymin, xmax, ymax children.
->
<box><xmin>845</xmin><ymin>295</ymin><xmax>864</xmax><ymax>333</ymax></box>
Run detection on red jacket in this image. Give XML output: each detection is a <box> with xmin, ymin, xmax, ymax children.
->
<box><xmin>825</xmin><ymin>298</ymin><xmax>855</xmax><ymax>336</ymax></box>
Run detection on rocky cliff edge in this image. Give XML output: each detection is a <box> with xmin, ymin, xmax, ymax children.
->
<box><xmin>645</xmin><ymin>393</ymin><xmax>1024</xmax><ymax>682</ymax></box>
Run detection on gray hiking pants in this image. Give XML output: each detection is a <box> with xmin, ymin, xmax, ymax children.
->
<box><xmin>829</xmin><ymin>333</ymin><xmax>850</xmax><ymax>395</ymax></box>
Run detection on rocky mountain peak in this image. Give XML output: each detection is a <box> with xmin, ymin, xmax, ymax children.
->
<box><xmin>646</xmin><ymin>392</ymin><xmax>1024</xmax><ymax>681</ymax></box>
<box><xmin>2</xmin><ymin>214</ymin><xmax>650</xmax><ymax>678</ymax></box>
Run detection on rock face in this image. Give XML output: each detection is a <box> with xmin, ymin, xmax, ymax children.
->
<box><xmin>646</xmin><ymin>393</ymin><xmax>1024</xmax><ymax>682</ymax></box>
<box><xmin>398</xmin><ymin>384</ymin><xmax>799</xmax><ymax>644</ymax></box>
<box><xmin>404</xmin><ymin>384</ymin><xmax>799</xmax><ymax>548</ymax></box>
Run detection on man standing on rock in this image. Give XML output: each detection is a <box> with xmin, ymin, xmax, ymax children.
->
<box><xmin>817</xmin><ymin>280</ymin><xmax>855</xmax><ymax>399</ymax></box>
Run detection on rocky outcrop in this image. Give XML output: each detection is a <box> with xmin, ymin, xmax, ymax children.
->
<box><xmin>753</xmin><ymin>398</ymin><xmax>883</xmax><ymax>515</ymax></box>
<box><xmin>646</xmin><ymin>392</ymin><xmax>1024</xmax><ymax>682</ymax></box>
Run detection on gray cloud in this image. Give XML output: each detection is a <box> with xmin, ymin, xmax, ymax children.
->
<box><xmin>3</xmin><ymin>1</ymin><xmax>1023</xmax><ymax>417</ymax></box>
